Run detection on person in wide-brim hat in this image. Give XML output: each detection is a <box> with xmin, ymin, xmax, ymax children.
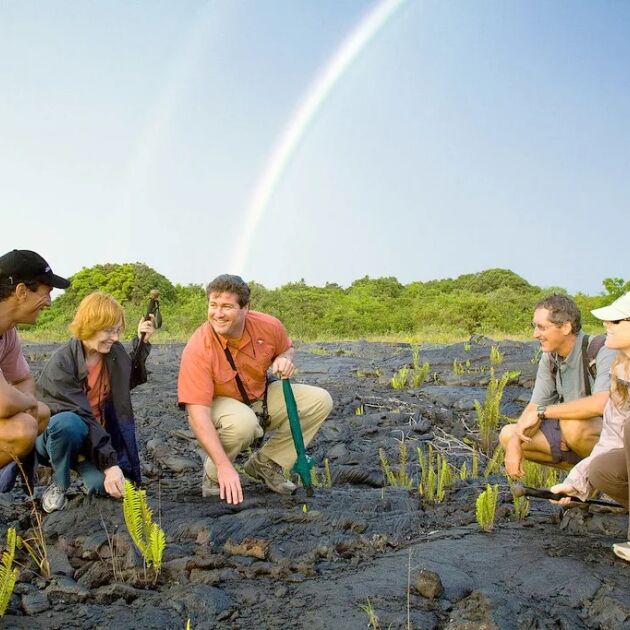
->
<box><xmin>551</xmin><ymin>291</ymin><xmax>630</xmax><ymax>562</ymax></box>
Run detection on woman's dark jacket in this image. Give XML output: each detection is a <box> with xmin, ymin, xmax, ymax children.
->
<box><xmin>36</xmin><ymin>337</ymin><xmax>150</xmax><ymax>483</ymax></box>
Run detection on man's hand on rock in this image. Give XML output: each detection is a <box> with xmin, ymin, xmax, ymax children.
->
<box><xmin>217</xmin><ymin>462</ymin><xmax>243</xmax><ymax>505</ymax></box>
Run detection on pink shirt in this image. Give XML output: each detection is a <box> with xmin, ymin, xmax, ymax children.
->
<box><xmin>565</xmin><ymin>362</ymin><xmax>630</xmax><ymax>500</ymax></box>
<box><xmin>0</xmin><ymin>327</ymin><xmax>30</xmax><ymax>384</ymax></box>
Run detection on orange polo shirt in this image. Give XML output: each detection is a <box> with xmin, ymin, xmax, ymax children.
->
<box><xmin>177</xmin><ymin>310</ymin><xmax>292</xmax><ymax>407</ymax></box>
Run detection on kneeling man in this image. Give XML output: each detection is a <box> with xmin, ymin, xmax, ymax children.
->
<box><xmin>501</xmin><ymin>294</ymin><xmax>615</xmax><ymax>478</ymax></box>
<box><xmin>0</xmin><ymin>250</ymin><xmax>70</xmax><ymax>484</ymax></box>
<box><xmin>178</xmin><ymin>274</ymin><xmax>333</xmax><ymax>504</ymax></box>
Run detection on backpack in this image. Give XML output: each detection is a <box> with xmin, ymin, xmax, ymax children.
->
<box><xmin>549</xmin><ymin>334</ymin><xmax>607</xmax><ymax>397</ymax></box>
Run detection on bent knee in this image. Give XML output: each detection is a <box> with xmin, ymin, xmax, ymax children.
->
<box><xmin>220</xmin><ymin>410</ymin><xmax>260</xmax><ymax>440</ymax></box>
<box><xmin>48</xmin><ymin>412</ymin><xmax>88</xmax><ymax>437</ymax></box>
<box><xmin>296</xmin><ymin>385</ymin><xmax>333</xmax><ymax>418</ymax></box>
<box><xmin>315</xmin><ymin>388</ymin><xmax>333</xmax><ymax>417</ymax></box>
<box><xmin>1</xmin><ymin>413</ymin><xmax>38</xmax><ymax>457</ymax></box>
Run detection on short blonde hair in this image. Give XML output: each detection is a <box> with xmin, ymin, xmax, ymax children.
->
<box><xmin>69</xmin><ymin>292</ymin><xmax>125</xmax><ymax>340</ymax></box>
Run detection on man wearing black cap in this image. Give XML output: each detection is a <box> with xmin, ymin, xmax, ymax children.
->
<box><xmin>0</xmin><ymin>249</ymin><xmax>70</xmax><ymax>477</ymax></box>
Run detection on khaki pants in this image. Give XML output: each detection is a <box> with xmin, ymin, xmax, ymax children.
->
<box><xmin>203</xmin><ymin>381</ymin><xmax>332</xmax><ymax>481</ymax></box>
<box><xmin>588</xmin><ymin>415</ymin><xmax>630</xmax><ymax>539</ymax></box>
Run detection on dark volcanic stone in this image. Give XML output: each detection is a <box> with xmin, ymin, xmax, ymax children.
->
<box><xmin>414</xmin><ymin>568</ymin><xmax>444</xmax><ymax>599</ymax></box>
<box><xmin>172</xmin><ymin>584</ymin><xmax>232</xmax><ymax>620</ymax></box>
<box><xmin>45</xmin><ymin>576</ymin><xmax>90</xmax><ymax>603</ymax></box>
<box><xmin>21</xmin><ymin>590</ymin><xmax>51</xmax><ymax>615</ymax></box>
<box><xmin>92</xmin><ymin>582</ymin><xmax>143</xmax><ymax>604</ymax></box>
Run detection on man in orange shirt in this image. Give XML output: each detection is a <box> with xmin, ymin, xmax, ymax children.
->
<box><xmin>178</xmin><ymin>274</ymin><xmax>332</xmax><ymax>504</ymax></box>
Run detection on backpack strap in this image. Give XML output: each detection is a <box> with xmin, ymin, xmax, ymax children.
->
<box><xmin>581</xmin><ymin>334</ymin><xmax>591</xmax><ymax>397</ymax></box>
<box><xmin>549</xmin><ymin>333</ymin><xmax>606</xmax><ymax>398</ymax></box>
<box><xmin>586</xmin><ymin>334</ymin><xmax>606</xmax><ymax>379</ymax></box>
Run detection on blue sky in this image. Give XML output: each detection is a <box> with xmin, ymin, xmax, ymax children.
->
<box><xmin>1</xmin><ymin>1</ymin><xmax>628</xmax><ymax>294</ymax></box>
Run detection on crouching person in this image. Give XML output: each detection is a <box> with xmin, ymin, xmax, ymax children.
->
<box><xmin>550</xmin><ymin>293</ymin><xmax>630</xmax><ymax>562</ymax></box>
<box><xmin>178</xmin><ymin>274</ymin><xmax>333</xmax><ymax>505</ymax></box>
<box><xmin>36</xmin><ymin>292</ymin><xmax>156</xmax><ymax>513</ymax></box>
<box><xmin>0</xmin><ymin>249</ymin><xmax>71</xmax><ymax>490</ymax></box>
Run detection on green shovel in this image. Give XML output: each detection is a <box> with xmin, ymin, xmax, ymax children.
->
<box><xmin>282</xmin><ymin>378</ymin><xmax>315</xmax><ymax>496</ymax></box>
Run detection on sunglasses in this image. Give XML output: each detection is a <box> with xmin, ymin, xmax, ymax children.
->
<box><xmin>610</xmin><ymin>317</ymin><xmax>630</xmax><ymax>325</ymax></box>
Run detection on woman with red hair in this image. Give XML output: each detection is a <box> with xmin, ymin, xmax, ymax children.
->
<box><xmin>36</xmin><ymin>292</ymin><xmax>155</xmax><ymax>513</ymax></box>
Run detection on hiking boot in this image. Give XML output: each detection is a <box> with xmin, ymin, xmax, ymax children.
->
<box><xmin>41</xmin><ymin>483</ymin><xmax>67</xmax><ymax>513</ymax></box>
<box><xmin>243</xmin><ymin>452</ymin><xmax>296</xmax><ymax>496</ymax></box>
<box><xmin>202</xmin><ymin>472</ymin><xmax>221</xmax><ymax>498</ymax></box>
<box><xmin>613</xmin><ymin>541</ymin><xmax>630</xmax><ymax>562</ymax></box>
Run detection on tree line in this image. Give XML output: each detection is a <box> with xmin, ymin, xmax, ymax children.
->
<box><xmin>21</xmin><ymin>263</ymin><xmax>628</xmax><ymax>342</ymax></box>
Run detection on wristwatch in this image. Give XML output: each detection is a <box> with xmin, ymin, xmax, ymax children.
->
<box><xmin>536</xmin><ymin>405</ymin><xmax>547</xmax><ymax>421</ymax></box>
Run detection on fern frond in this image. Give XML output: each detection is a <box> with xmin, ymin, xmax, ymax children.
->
<box><xmin>123</xmin><ymin>480</ymin><xmax>147</xmax><ymax>556</ymax></box>
<box><xmin>0</xmin><ymin>528</ymin><xmax>19</xmax><ymax>616</ymax></box>
<box><xmin>148</xmin><ymin>523</ymin><xmax>166</xmax><ymax>569</ymax></box>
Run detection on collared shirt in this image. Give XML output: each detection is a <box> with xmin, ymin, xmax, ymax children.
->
<box><xmin>0</xmin><ymin>327</ymin><xmax>30</xmax><ymax>384</ymax></box>
<box><xmin>530</xmin><ymin>331</ymin><xmax>615</xmax><ymax>405</ymax></box>
<box><xmin>565</xmin><ymin>362</ymin><xmax>630</xmax><ymax>500</ymax></box>
<box><xmin>177</xmin><ymin>311</ymin><xmax>292</xmax><ymax>407</ymax></box>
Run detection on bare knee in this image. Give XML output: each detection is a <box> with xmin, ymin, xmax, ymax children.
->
<box><xmin>0</xmin><ymin>412</ymin><xmax>38</xmax><ymax>460</ymax></box>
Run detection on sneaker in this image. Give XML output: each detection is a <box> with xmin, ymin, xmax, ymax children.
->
<box><xmin>613</xmin><ymin>541</ymin><xmax>630</xmax><ymax>562</ymax></box>
<box><xmin>202</xmin><ymin>472</ymin><xmax>221</xmax><ymax>498</ymax></box>
<box><xmin>41</xmin><ymin>483</ymin><xmax>67</xmax><ymax>513</ymax></box>
<box><xmin>243</xmin><ymin>452</ymin><xmax>296</xmax><ymax>496</ymax></box>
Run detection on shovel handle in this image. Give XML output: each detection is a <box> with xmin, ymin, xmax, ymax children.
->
<box><xmin>512</xmin><ymin>485</ymin><xmax>621</xmax><ymax>508</ymax></box>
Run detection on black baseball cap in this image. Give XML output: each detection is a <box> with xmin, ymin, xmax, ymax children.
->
<box><xmin>0</xmin><ymin>250</ymin><xmax>70</xmax><ymax>289</ymax></box>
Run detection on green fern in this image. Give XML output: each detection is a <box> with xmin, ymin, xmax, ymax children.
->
<box><xmin>379</xmin><ymin>448</ymin><xmax>397</xmax><ymax>486</ymax></box>
<box><xmin>483</xmin><ymin>444</ymin><xmax>504</xmax><ymax>478</ymax></box>
<box><xmin>379</xmin><ymin>443</ymin><xmax>413</xmax><ymax>488</ymax></box>
<box><xmin>411</xmin><ymin>362</ymin><xmax>430</xmax><ymax>387</ymax></box>
<box><xmin>489</xmin><ymin>345</ymin><xmax>504</xmax><ymax>366</ymax></box>
<box><xmin>474</xmin><ymin>368</ymin><xmax>510</xmax><ymax>453</ymax></box>
<box><xmin>324</xmin><ymin>458</ymin><xmax>332</xmax><ymax>488</ymax></box>
<box><xmin>123</xmin><ymin>480</ymin><xmax>166</xmax><ymax>571</ymax></box>
<box><xmin>476</xmin><ymin>483</ymin><xmax>499</xmax><ymax>532</ymax></box>
<box><xmin>390</xmin><ymin>367</ymin><xmax>409</xmax><ymax>389</ymax></box>
<box><xmin>522</xmin><ymin>461</ymin><xmax>558</xmax><ymax>488</ymax></box>
<box><xmin>471</xmin><ymin>446</ymin><xmax>479</xmax><ymax>478</ymax></box>
<box><xmin>418</xmin><ymin>445</ymin><xmax>452</xmax><ymax>503</ymax></box>
<box><xmin>512</xmin><ymin>494</ymin><xmax>530</xmax><ymax>520</ymax></box>
<box><xmin>459</xmin><ymin>461</ymin><xmax>469</xmax><ymax>480</ymax></box>
<box><xmin>0</xmin><ymin>528</ymin><xmax>19</xmax><ymax>617</ymax></box>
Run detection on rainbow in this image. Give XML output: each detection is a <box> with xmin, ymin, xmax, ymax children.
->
<box><xmin>231</xmin><ymin>0</ymin><xmax>408</xmax><ymax>274</ymax></box>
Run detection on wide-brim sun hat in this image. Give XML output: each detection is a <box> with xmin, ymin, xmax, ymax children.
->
<box><xmin>591</xmin><ymin>292</ymin><xmax>630</xmax><ymax>321</ymax></box>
